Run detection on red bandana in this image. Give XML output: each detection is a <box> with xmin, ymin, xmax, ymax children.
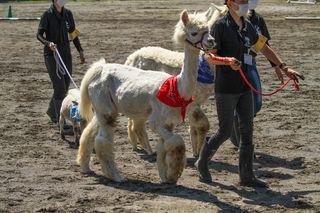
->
<box><xmin>156</xmin><ymin>76</ymin><xmax>194</xmax><ymax>122</ymax></box>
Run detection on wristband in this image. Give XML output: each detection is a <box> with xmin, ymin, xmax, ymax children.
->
<box><xmin>279</xmin><ymin>62</ymin><xmax>287</xmax><ymax>70</ymax></box>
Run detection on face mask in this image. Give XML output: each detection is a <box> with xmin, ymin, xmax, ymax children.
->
<box><xmin>56</xmin><ymin>0</ymin><xmax>67</xmax><ymax>7</ymax></box>
<box><xmin>234</xmin><ymin>3</ymin><xmax>249</xmax><ymax>17</ymax></box>
<box><xmin>249</xmin><ymin>0</ymin><xmax>260</xmax><ymax>10</ymax></box>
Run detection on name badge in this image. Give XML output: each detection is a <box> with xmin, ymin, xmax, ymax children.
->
<box><xmin>244</xmin><ymin>53</ymin><xmax>253</xmax><ymax>65</ymax></box>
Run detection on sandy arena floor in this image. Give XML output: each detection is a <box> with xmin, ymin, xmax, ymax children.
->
<box><xmin>0</xmin><ymin>0</ymin><xmax>319</xmax><ymax>212</ymax></box>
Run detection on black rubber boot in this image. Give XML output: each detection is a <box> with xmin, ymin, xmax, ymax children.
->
<box><xmin>195</xmin><ymin>140</ymin><xmax>217</xmax><ymax>183</ymax></box>
<box><xmin>46</xmin><ymin>97</ymin><xmax>58</xmax><ymax>123</ymax></box>
<box><xmin>239</xmin><ymin>145</ymin><xmax>267</xmax><ymax>188</ymax></box>
<box><xmin>230</xmin><ymin>115</ymin><xmax>240</xmax><ymax>148</ymax></box>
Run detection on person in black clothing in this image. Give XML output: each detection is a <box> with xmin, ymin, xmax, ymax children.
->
<box><xmin>229</xmin><ymin>0</ymin><xmax>284</xmax><ymax>147</ymax></box>
<box><xmin>195</xmin><ymin>0</ymin><xmax>303</xmax><ymax>187</ymax></box>
<box><xmin>37</xmin><ymin>0</ymin><xmax>85</xmax><ymax>124</ymax></box>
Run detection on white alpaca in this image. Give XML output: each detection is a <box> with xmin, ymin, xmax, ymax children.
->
<box><xmin>124</xmin><ymin>5</ymin><xmax>227</xmax><ymax>157</ymax></box>
<box><xmin>77</xmin><ymin>9</ymin><xmax>217</xmax><ymax>183</ymax></box>
<box><xmin>125</xmin><ymin>47</ymin><xmax>214</xmax><ymax>157</ymax></box>
<box><xmin>59</xmin><ymin>88</ymin><xmax>84</xmax><ymax>146</ymax></box>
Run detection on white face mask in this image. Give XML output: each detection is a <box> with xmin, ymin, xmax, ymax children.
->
<box><xmin>56</xmin><ymin>0</ymin><xmax>67</xmax><ymax>7</ymax></box>
<box><xmin>249</xmin><ymin>0</ymin><xmax>260</xmax><ymax>10</ymax></box>
<box><xmin>234</xmin><ymin>3</ymin><xmax>249</xmax><ymax>17</ymax></box>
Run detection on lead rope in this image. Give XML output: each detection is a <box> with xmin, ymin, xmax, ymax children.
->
<box><xmin>53</xmin><ymin>49</ymin><xmax>79</xmax><ymax>89</ymax></box>
<box><xmin>207</xmin><ymin>53</ymin><xmax>300</xmax><ymax>96</ymax></box>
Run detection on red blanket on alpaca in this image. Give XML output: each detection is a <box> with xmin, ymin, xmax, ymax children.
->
<box><xmin>156</xmin><ymin>76</ymin><xmax>194</xmax><ymax>122</ymax></box>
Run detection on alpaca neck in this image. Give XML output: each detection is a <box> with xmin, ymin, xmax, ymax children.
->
<box><xmin>177</xmin><ymin>44</ymin><xmax>200</xmax><ymax>100</ymax></box>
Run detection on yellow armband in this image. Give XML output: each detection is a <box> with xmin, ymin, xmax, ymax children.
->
<box><xmin>69</xmin><ymin>29</ymin><xmax>80</xmax><ymax>41</ymax></box>
<box><xmin>252</xmin><ymin>34</ymin><xmax>267</xmax><ymax>52</ymax></box>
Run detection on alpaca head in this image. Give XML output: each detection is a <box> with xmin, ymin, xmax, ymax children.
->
<box><xmin>173</xmin><ymin>7</ymin><xmax>221</xmax><ymax>52</ymax></box>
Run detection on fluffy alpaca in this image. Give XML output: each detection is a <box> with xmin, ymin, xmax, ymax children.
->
<box><xmin>125</xmin><ymin>47</ymin><xmax>213</xmax><ymax>157</ymax></box>
<box><xmin>124</xmin><ymin>5</ymin><xmax>227</xmax><ymax>157</ymax></box>
<box><xmin>125</xmin><ymin>47</ymin><xmax>184</xmax><ymax>76</ymax></box>
<box><xmin>59</xmin><ymin>88</ymin><xmax>85</xmax><ymax>146</ymax></box>
<box><xmin>77</xmin><ymin>9</ymin><xmax>217</xmax><ymax>183</ymax></box>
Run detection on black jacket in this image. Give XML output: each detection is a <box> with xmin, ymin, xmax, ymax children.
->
<box><xmin>37</xmin><ymin>4</ymin><xmax>83</xmax><ymax>56</ymax></box>
<box><xmin>211</xmin><ymin>12</ymin><xmax>259</xmax><ymax>94</ymax></box>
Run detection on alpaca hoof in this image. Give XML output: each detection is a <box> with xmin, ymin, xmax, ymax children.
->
<box><xmin>161</xmin><ymin>179</ymin><xmax>177</xmax><ymax>185</ymax></box>
<box><xmin>110</xmin><ymin>175</ymin><xmax>124</xmax><ymax>183</ymax></box>
<box><xmin>159</xmin><ymin>175</ymin><xmax>179</xmax><ymax>185</ymax></box>
<box><xmin>113</xmin><ymin>177</ymin><xmax>124</xmax><ymax>183</ymax></box>
<box><xmin>75</xmin><ymin>138</ymin><xmax>80</xmax><ymax>147</ymax></box>
<box><xmin>102</xmin><ymin>169</ymin><xmax>124</xmax><ymax>183</ymax></box>
<box><xmin>80</xmin><ymin>165</ymin><xmax>92</xmax><ymax>174</ymax></box>
<box><xmin>146</xmin><ymin>149</ymin><xmax>155</xmax><ymax>156</ymax></box>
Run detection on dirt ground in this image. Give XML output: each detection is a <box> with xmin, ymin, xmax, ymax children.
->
<box><xmin>0</xmin><ymin>0</ymin><xmax>320</xmax><ymax>212</ymax></box>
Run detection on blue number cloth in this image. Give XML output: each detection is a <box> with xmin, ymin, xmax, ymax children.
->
<box><xmin>197</xmin><ymin>55</ymin><xmax>215</xmax><ymax>84</ymax></box>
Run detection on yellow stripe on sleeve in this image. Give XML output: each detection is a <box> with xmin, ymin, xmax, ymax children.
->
<box><xmin>69</xmin><ymin>29</ymin><xmax>80</xmax><ymax>41</ymax></box>
<box><xmin>252</xmin><ymin>34</ymin><xmax>267</xmax><ymax>52</ymax></box>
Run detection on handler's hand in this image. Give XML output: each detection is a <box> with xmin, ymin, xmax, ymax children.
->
<box><xmin>49</xmin><ymin>42</ymin><xmax>56</xmax><ymax>52</ymax></box>
<box><xmin>228</xmin><ymin>57</ymin><xmax>241</xmax><ymax>71</ymax></box>
<box><xmin>79</xmin><ymin>51</ymin><xmax>85</xmax><ymax>64</ymax></box>
<box><xmin>274</xmin><ymin>66</ymin><xmax>284</xmax><ymax>84</ymax></box>
<box><xmin>283</xmin><ymin>67</ymin><xmax>304</xmax><ymax>81</ymax></box>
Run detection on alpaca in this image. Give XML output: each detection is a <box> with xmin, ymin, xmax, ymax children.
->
<box><xmin>59</xmin><ymin>88</ymin><xmax>85</xmax><ymax>146</ymax></box>
<box><xmin>125</xmin><ymin>47</ymin><xmax>214</xmax><ymax>157</ymax></box>
<box><xmin>124</xmin><ymin>5</ymin><xmax>227</xmax><ymax>157</ymax></box>
<box><xmin>77</xmin><ymin>9</ymin><xmax>217</xmax><ymax>183</ymax></box>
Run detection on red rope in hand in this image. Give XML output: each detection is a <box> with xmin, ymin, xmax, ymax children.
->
<box><xmin>207</xmin><ymin>53</ymin><xmax>300</xmax><ymax>97</ymax></box>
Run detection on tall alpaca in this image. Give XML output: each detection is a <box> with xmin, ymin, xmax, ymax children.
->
<box><xmin>125</xmin><ymin>5</ymin><xmax>227</xmax><ymax>157</ymax></box>
<box><xmin>125</xmin><ymin>49</ymin><xmax>214</xmax><ymax>157</ymax></box>
<box><xmin>77</xmin><ymin>9</ymin><xmax>216</xmax><ymax>183</ymax></box>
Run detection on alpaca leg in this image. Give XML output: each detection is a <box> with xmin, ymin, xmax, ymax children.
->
<box><xmin>156</xmin><ymin>138</ymin><xmax>167</xmax><ymax>181</ymax></box>
<box><xmin>163</xmin><ymin>134</ymin><xmax>186</xmax><ymax>183</ymax></box>
<box><xmin>197</xmin><ymin>129</ymin><xmax>209</xmax><ymax>154</ymax></box>
<box><xmin>155</xmin><ymin>125</ymin><xmax>186</xmax><ymax>183</ymax></box>
<box><xmin>134</xmin><ymin>120</ymin><xmax>153</xmax><ymax>155</ymax></box>
<box><xmin>189</xmin><ymin>107</ymin><xmax>210</xmax><ymax>157</ymax></box>
<box><xmin>77</xmin><ymin>117</ymin><xmax>98</xmax><ymax>173</ymax></box>
<box><xmin>59</xmin><ymin>115</ymin><xmax>65</xmax><ymax>140</ymax></box>
<box><xmin>127</xmin><ymin>118</ymin><xmax>138</xmax><ymax>151</ymax></box>
<box><xmin>189</xmin><ymin>125</ymin><xmax>199</xmax><ymax>158</ymax></box>
<box><xmin>72</xmin><ymin>121</ymin><xmax>81</xmax><ymax>147</ymax></box>
<box><xmin>196</xmin><ymin>113</ymin><xmax>210</xmax><ymax>157</ymax></box>
<box><xmin>95</xmin><ymin>125</ymin><xmax>123</xmax><ymax>182</ymax></box>
<box><xmin>94</xmin><ymin>112</ymin><xmax>123</xmax><ymax>182</ymax></box>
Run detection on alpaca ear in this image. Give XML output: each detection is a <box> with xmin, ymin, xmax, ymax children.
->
<box><xmin>204</xmin><ymin>6</ymin><xmax>214</xmax><ymax>20</ymax></box>
<box><xmin>210</xmin><ymin>3</ymin><xmax>226</xmax><ymax>13</ymax></box>
<box><xmin>181</xmin><ymin>10</ymin><xmax>189</xmax><ymax>26</ymax></box>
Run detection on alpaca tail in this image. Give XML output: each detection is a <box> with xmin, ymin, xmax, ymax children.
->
<box><xmin>79</xmin><ymin>58</ymin><xmax>106</xmax><ymax>122</ymax></box>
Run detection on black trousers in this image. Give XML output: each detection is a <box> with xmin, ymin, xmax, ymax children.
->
<box><xmin>207</xmin><ymin>91</ymin><xmax>254</xmax><ymax>151</ymax></box>
<box><xmin>45</xmin><ymin>50</ymin><xmax>72</xmax><ymax>121</ymax></box>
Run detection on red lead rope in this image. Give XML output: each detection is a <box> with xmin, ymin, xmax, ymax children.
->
<box><xmin>208</xmin><ymin>53</ymin><xmax>300</xmax><ymax>97</ymax></box>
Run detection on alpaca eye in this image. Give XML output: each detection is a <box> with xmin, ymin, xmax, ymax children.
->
<box><xmin>191</xmin><ymin>32</ymin><xmax>198</xmax><ymax>37</ymax></box>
